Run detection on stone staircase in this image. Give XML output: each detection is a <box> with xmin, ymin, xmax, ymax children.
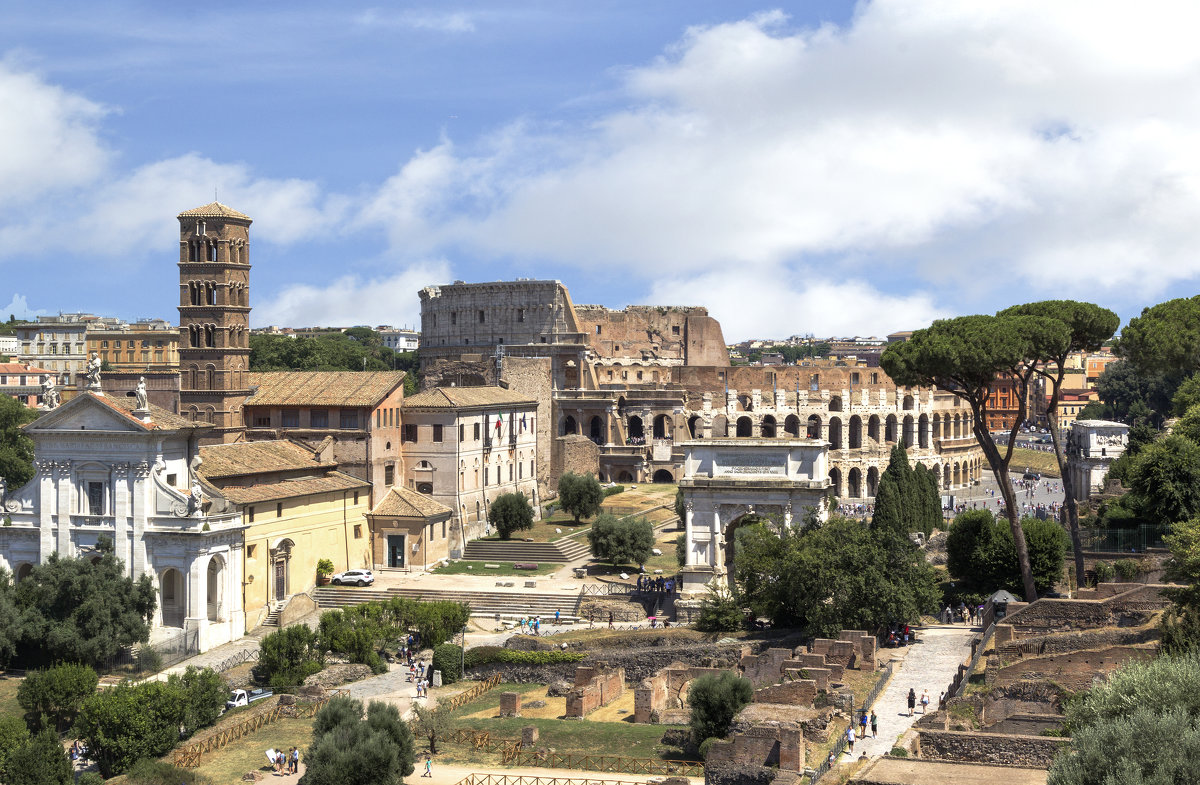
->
<box><xmin>462</xmin><ymin>534</ymin><xmax>590</xmax><ymax>563</ymax></box>
<box><xmin>312</xmin><ymin>585</ymin><xmax>583</xmax><ymax>618</ymax></box>
<box><xmin>261</xmin><ymin>600</ymin><xmax>286</xmax><ymax>627</ymax></box>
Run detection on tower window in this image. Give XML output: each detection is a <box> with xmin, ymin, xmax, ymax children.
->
<box><xmin>478</xmin><ymin>310</ymin><xmax>485</xmax><ymax>323</ymax></box>
<box><xmin>518</xmin><ymin>309</ymin><xmax>525</xmax><ymax>322</ymax></box>
<box><xmin>451</xmin><ymin>312</ymin><xmax>457</xmax><ymax>325</ymax></box>
<box><xmin>197</xmin><ymin>221</ymin><xmax>206</xmax><ymax>236</ymax></box>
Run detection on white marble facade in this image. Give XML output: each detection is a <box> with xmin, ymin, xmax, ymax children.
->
<box><xmin>677</xmin><ymin>438</ymin><xmax>830</xmax><ymax>595</ymax></box>
<box><xmin>0</xmin><ymin>393</ymin><xmax>245</xmax><ymax>652</ymax></box>
<box><xmin>1066</xmin><ymin>419</ymin><xmax>1129</xmax><ymax>501</ymax></box>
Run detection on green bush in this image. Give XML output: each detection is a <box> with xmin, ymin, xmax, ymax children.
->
<box><xmin>76</xmin><ymin>681</ymin><xmax>190</xmax><ymax>777</ymax></box>
<box><xmin>304</xmin><ymin>696</ymin><xmax>414</xmax><ymax>785</ymax></box>
<box><xmin>136</xmin><ymin>646</ymin><xmax>163</xmax><ymax>674</ymax></box>
<box><xmin>17</xmin><ymin>662</ymin><xmax>98</xmax><ymax>732</ymax></box>
<box><xmin>3</xmin><ymin>729</ymin><xmax>71</xmax><ymax>785</ymax></box>
<box><xmin>168</xmin><ymin>666</ymin><xmax>228</xmax><ymax>737</ymax></box>
<box><xmin>257</xmin><ymin>624</ymin><xmax>324</xmax><ymax>689</ymax></box>
<box><xmin>688</xmin><ymin>672</ymin><xmax>753</xmax><ymax>744</ymax></box>
<box><xmin>587</xmin><ymin>513</ymin><xmax>654</xmax><ymax>567</ymax></box>
<box><xmin>603</xmin><ymin>485</ymin><xmax>625</xmax><ymax>497</ymax></box>
<box><xmin>698</xmin><ymin>737</ymin><xmax>718</xmax><ymax>760</ymax></box>
<box><xmin>462</xmin><ymin>646</ymin><xmax>584</xmax><ymax>669</ymax></box>
<box><xmin>0</xmin><ymin>716</ymin><xmax>28</xmax><ymax>775</ymax></box>
<box><xmin>1115</xmin><ymin>559</ymin><xmax>1140</xmax><ymax>582</ymax></box>
<box><xmin>1093</xmin><ymin>561</ymin><xmax>1116</xmax><ymax>583</ymax></box>
<box><xmin>889</xmin><ymin>746</ymin><xmax>908</xmax><ymax>758</ymax></box>
<box><xmin>75</xmin><ymin>773</ymin><xmax>105</xmax><ymax>785</ymax></box>
<box><xmin>432</xmin><ymin>644</ymin><xmax>463</xmax><ymax>684</ymax></box>
<box><xmin>695</xmin><ymin>586</ymin><xmax>743</xmax><ymax>632</ymax></box>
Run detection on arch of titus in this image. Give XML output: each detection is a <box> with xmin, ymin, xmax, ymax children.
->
<box><xmin>678</xmin><ymin>439</ymin><xmax>829</xmax><ymax>597</ymax></box>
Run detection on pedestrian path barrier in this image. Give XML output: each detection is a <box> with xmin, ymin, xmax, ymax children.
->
<box><xmin>807</xmin><ymin>658</ymin><xmax>895</xmax><ymax>783</ymax></box>
<box><xmin>444</xmin><ymin>673</ymin><xmax>503</xmax><ymax>712</ymax></box>
<box><xmin>453</xmin><ymin>774</ymin><xmax>648</xmax><ymax>785</ymax></box>
<box><xmin>441</xmin><ymin>729</ymin><xmax>703</xmax><ymax>777</ymax></box>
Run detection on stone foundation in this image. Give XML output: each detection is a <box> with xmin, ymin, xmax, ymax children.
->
<box><xmin>499</xmin><ymin>691</ymin><xmax>521</xmax><ymax>718</ymax></box>
<box><xmin>565</xmin><ymin>664</ymin><xmax>624</xmax><ymax>718</ymax></box>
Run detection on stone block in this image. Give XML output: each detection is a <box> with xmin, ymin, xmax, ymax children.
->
<box><xmin>499</xmin><ymin>691</ymin><xmax>521</xmax><ymax>718</ymax></box>
<box><xmin>521</xmin><ymin>725</ymin><xmax>539</xmax><ymax>747</ymax></box>
<box><xmin>432</xmin><ymin>671</ymin><xmax>443</xmax><ymax>688</ymax></box>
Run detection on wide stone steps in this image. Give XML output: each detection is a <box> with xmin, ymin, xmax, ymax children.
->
<box><xmin>462</xmin><ymin>536</ymin><xmax>591</xmax><ymax>563</ymax></box>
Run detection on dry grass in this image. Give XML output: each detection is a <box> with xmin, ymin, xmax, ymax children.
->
<box><xmin>0</xmin><ymin>675</ymin><xmax>22</xmax><ymax>719</ymax></box>
<box><xmin>184</xmin><ymin>716</ymin><xmax>314</xmax><ymax>783</ymax></box>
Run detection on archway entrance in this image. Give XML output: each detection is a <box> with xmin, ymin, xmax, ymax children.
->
<box><xmin>688</xmin><ymin>415</ymin><xmax>701</xmax><ymax>438</ymax></box>
<box><xmin>654</xmin><ymin>415</ymin><xmax>671</xmax><ymax>439</ymax></box>
<box><xmin>589</xmin><ymin>416</ymin><xmax>604</xmax><ymax>443</ymax></box>
<box><xmin>761</xmin><ymin>416</ymin><xmax>776</xmax><ymax>438</ymax></box>
<box><xmin>628</xmin><ymin>416</ymin><xmax>644</xmax><ymax>440</ymax></box>
<box><xmin>736</xmin><ymin>417</ymin><xmax>752</xmax><ymax>437</ymax></box>
<box><xmin>653</xmin><ymin>469</ymin><xmax>674</xmax><ymax>483</ymax></box>
<box><xmin>160</xmin><ymin>568</ymin><xmax>185</xmax><ymax>627</ymax></box>
<box><xmin>207</xmin><ymin>556</ymin><xmax>224</xmax><ymax>622</ymax></box>
<box><xmin>271</xmin><ymin>538</ymin><xmax>294</xmax><ymax>602</ymax></box>
<box><xmin>563</xmin><ymin>415</ymin><xmax>578</xmax><ymax>436</ymax></box>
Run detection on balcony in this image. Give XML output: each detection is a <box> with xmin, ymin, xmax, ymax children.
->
<box><xmin>70</xmin><ymin>515</ymin><xmax>115</xmax><ymax>528</ymax></box>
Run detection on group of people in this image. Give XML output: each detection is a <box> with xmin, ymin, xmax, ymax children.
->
<box><xmin>836</xmin><ymin>503</ymin><xmax>874</xmax><ymax>519</ymax></box>
<box><xmin>635</xmin><ymin>575</ymin><xmax>674</xmax><ymax>593</ymax></box>
<box><xmin>883</xmin><ymin>623</ymin><xmax>914</xmax><ymax>648</ymax></box>
<box><xmin>942</xmin><ymin>603</ymin><xmax>984</xmax><ymax>625</ymax></box>
<box><xmin>268</xmin><ymin>747</ymin><xmax>300</xmax><ymax>776</ymax></box>
<box><xmin>906</xmin><ymin>688</ymin><xmax>931</xmax><ymax>716</ymax></box>
<box><xmin>518</xmin><ymin>615</ymin><xmax>546</xmax><ymax>635</ymax></box>
<box><xmin>409</xmin><ymin>658</ymin><xmax>431</xmax><ymax>697</ymax></box>
<box><xmin>844</xmin><ymin>710</ymin><xmax>880</xmax><ymax>756</ymax></box>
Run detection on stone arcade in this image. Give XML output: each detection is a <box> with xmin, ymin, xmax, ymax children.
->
<box><xmin>677</xmin><ymin>439</ymin><xmax>829</xmax><ymax>599</ymax></box>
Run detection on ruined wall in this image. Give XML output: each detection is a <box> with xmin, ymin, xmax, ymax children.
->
<box><xmin>573</xmin><ymin>305</ymin><xmax>729</xmax><ymax>367</ymax></box>
<box><xmin>419</xmin><ymin>280</ymin><xmax>582</xmax><ymax>350</ymax></box>
<box><xmin>917</xmin><ymin>729</ymin><xmax>1068</xmax><ymax>768</ymax></box>
<box><xmin>990</xmin><ymin>645</ymin><xmax>1156</xmax><ymax>692</ymax></box>
<box><xmin>565</xmin><ymin>664</ymin><xmax>624</xmax><ymax>718</ymax></box>
<box><xmin>753</xmin><ymin>681</ymin><xmax>817</xmax><ymax>706</ymax></box>
<box><xmin>634</xmin><ymin>664</ymin><xmax>727</xmax><ymax>723</ymax></box>
<box><xmin>705</xmin><ymin>724</ymin><xmax>804</xmax><ymax>772</ymax></box>
<box><xmin>502</xmin><ymin>356</ymin><xmax>555</xmax><ymax>499</ymax></box>
<box><xmin>551</xmin><ymin>435</ymin><xmax>601</xmax><ymax>490</ymax></box>
<box><xmin>997</xmin><ymin>585</ymin><xmax>1170</xmax><ymax>640</ymax></box>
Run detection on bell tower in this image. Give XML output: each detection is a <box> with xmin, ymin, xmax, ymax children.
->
<box><xmin>177</xmin><ymin>202</ymin><xmax>252</xmax><ymax>444</ymax></box>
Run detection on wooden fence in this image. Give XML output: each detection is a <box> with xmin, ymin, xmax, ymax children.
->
<box><xmin>444</xmin><ymin>673</ymin><xmax>503</xmax><ymax>711</ymax></box>
<box><xmin>172</xmin><ymin>689</ymin><xmax>347</xmax><ymax>768</ymax></box>
<box><xmin>454</xmin><ymin>774</ymin><xmax>660</xmax><ymax>785</ymax></box>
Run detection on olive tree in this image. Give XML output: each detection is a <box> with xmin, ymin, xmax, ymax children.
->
<box><xmin>882</xmin><ymin>313</ymin><xmax>1071</xmax><ymax>601</ymax></box>
<box><xmin>999</xmin><ymin>301</ymin><xmax>1119</xmax><ymax>587</ymax></box>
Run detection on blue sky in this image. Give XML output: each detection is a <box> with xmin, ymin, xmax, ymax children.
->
<box><xmin>3</xmin><ymin>1</ymin><xmax>1200</xmax><ymax>340</ymax></box>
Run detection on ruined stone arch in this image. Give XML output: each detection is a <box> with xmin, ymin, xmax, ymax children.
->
<box><xmin>829</xmin><ymin>395</ymin><xmax>843</xmax><ymax>412</ymax></box>
<box><xmin>918</xmin><ymin>414</ymin><xmax>929</xmax><ymax>448</ymax></box>
<box><xmin>653</xmin><ymin>469</ymin><xmax>674</xmax><ymax>483</ymax></box>
<box><xmin>903</xmin><ymin>414</ymin><xmax>915</xmax><ymax>448</ymax></box>
<box><xmin>562</xmin><ymin>415</ymin><xmax>578</xmax><ymax>436</ymax></box>
<box><xmin>868</xmin><ymin>415</ymin><xmax>881</xmax><ymax>443</ymax></box>
<box><xmin>806</xmin><ymin>414</ymin><xmax>822</xmax><ymax>439</ymax></box>
<box><xmin>736</xmin><ymin>416</ymin><xmax>752</xmax><ymax>438</ymax></box>
<box><xmin>784</xmin><ymin>414</ymin><xmax>800</xmax><ymax>437</ymax></box>
<box><xmin>867</xmin><ymin>466</ymin><xmax>880</xmax><ymax>496</ymax></box>
<box><xmin>848</xmin><ymin>415</ymin><xmax>862</xmax><ymax>449</ymax></box>
<box><xmin>829</xmin><ymin>466</ymin><xmax>842</xmax><ymax>497</ymax></box>
<box><xmin>687</xmin><ymin>414</ymin><xmax>701</xmax><ymax>439</ymax></box>
<box><xmin>653</xmin><ymin>414</ymin><xmax>671</xmax><ymax>439</ymax></box>
<box><xmin>589</xmin><ymin>415</ymin><xmax>604</xmax><ymax>443</ymax></box>
<box><xmin>828</xmin><ymin>416</ymin><xmax>842</xmax><ymax>450</ymax></box>
<box><xmin>761</xmin><ymin>415</ymin><xmax>776</xmax><ymax>438</ymax></box>
<box><xmin>885</xmin><ymin>414</ymin><xmax>898</xmax><ymax>443</ymax></box>
<box><xmin>848</xmin><ymin>467</ymin><xmax>862</xmax><ymax>498</ymax></box>
<box><xmin>628</xmin><ymin>415</ymin><xmax>644</xmax><ymax>440</ymax></box>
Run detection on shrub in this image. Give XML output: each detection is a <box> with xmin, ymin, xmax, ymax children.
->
<box><xmin>1115</xmin><ymin>559</ymin><xmax>1140</xmax><ymax>582</ymax></box>
<box><xmin>432</xmin><ymin>644</ymin><xmax>462</xmax><ymax>684</ymax></box>
<box><xmin>76</xmin><ymin>774</ymin><xmax>105</xmax><ymax>785</ymax></box>
<box><xmin>688</xmin><ymin>671</ymin><xmax>753</xmax><ymax>744</ymax></box>
<box><xmin>889</xmin><ymin>747</ymin><xmax>908</xmax><ymax>758</ymax></box>
<box><xmin>603</xmin><ymin>485</ymin><xmax>625</xmax><ymax>497</ymax></box>
<box><xmin>167</xmin><ymin>666</ymin><xmax>227</xmax><ymax>737</ymax></box>
<box><xmin>304</xmin><ymin>696</ymin><xmax>414</xmax><ymax>785</ymax></box>
<box><xmin>0</xmin><ymin>716</ymin><xmax>28</xmax><ymax>775</ymax></box>
<box><xmin>490</xmin><ymin>492</ymin><xmax>535</xmax><ymax>540</ymax></box>
<box><xmin>136</xmin><ymin>646</ymin><xmax>163</xmax><ymax>674</ymax></box>
<box><xmin>316</xmin><ymin>558</ymin><xmax>335</xmax><ymax>577</ymax></box>
<box><xmin>3</xmin><ymin>729</ymin><xmax>71</xmax><ymax>785</ymax></box>
<box><xmin>558</xmin><ymin>473</ymin><xmax>604</xmax><ymax>523</ymax></box>
<box><xmin>697</xmin><ymin>737</ymin><xmax>718</xmax><ymax>760</ymax></box>
<box><xmin>17</xmin><ymin>662</ymin><xmax>98</xmax><ymax>732</ymax></box>
<box><xmin>76</xmin><ymin>681</ymin><xmax>188</xmax><ymax>777</ymax></box>
<box><xmin>695</xmin><ymin>586</ymin><xmax>743</xmax><ymax>632</ymax></box>
<box><xmin>462</xmin><ymin>646</ymin><xmax>584</xmax><ymax>668</ymax></box>
<box><xmin>256</xmin><ymin>624</ymin><xmax>324</xmax><ymax>689</ymax></box>
<box><xmin>587</xmin><ymin>513</ymin><xmax>654</xmax><ymax>567</ymax></box>
<box><xmin>1093</xmin><ymin>561</ymin><xmax>1116</xmax><ymax>583</ymax></box>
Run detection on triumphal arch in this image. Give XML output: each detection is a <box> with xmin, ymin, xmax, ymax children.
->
<box><xmin>677</xmin><ymin>439</ymin><xmax>830</xmax><ymax>596</ymax></box>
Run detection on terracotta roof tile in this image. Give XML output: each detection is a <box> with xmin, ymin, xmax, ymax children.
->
<box><xmin>217</xmin><ymin>471</ymin><xmax>368</xmax><ymax>505</ymax></box>
<box><xmin>246</xmin><ymin>371</ymin><xmax>406</xmax><ymax>408</ymax></box>
<box><xmin>0</xmin><ymin>363</ymin><xmax>54</xmax><ymax>375</ymax></box>
<box><xmin>402</xmin><ymin>386</ymin><xmax>536</xmax><ymax>411</ymax></box>
<box><xmin>177</xmin><ymin>202</ymin><xmax>252</xmax><ymax>221</ymax></box>
<box><xmin>368</xmin><ymin>486</ymin><xmax>452</xmax><ymax>519</ymax></box>
<box><xmin>199</xmin><ymin>440</ymin><xmax>322</xmax><ymax>479</ymax></box>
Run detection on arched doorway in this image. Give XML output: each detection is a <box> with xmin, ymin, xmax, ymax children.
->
<box><xmin>868</xmin><ymin>415</ymin><xmax>881</xmax><ymax>443</ymax></box>
<box><xmin>736</xmin><ymin>417</ymin><xmax>752</xmax><ymax>437</ymax></box>
<box><xmin>617</xmin><ymin>470</ymin><xmax>635</xmax><ymax>483</ymax></box>
<box><xmin>654</xmin><ymin>414</ymin><xmax>671</xmax><ymax>439</ymax></box>
<box><xmin>589</xmin><ymin>416</ymin><xmax>604</xmax><ymax>443</ymax></box>
<box><xmin>885</xmin><ymin>415</ymin><xmax>898</xmax><ymax>443</ymax></box>
<box><xmin>563</xmin><ymin>415</ymin><xmax>578</xmax><ymax>436</ymax></box>
<box><xmin>867</xmin><ymin>467</ymin><xmax>880</xmax><ymax>497</ymax></box>
<box><xmin>761</xmin><ymin>415</ymin><xmax>776</xmax><ymax>438</ymax></box>
<box><xmin>918</xmin><ymin>414</ymin><xmax>929</xmax><ymax>448</ymax></box>
<box><xmin>628</xmin><ymin>416</ymin><xmax>644</xmax><ymax>440</ymax></box>
<box><xmin>688</xmin><ymin>415</ymin><xmax>701</xmax><ymax>438</ymax></box>
<box><xmin>271</xmin><ymin>538</ymin><xmax>294</xmax><ymax>602</ymax></box>
<box><xmin>784</xmin><ymin>415</ymin><xmax>800</xmax><ymax>437</ymax></box>
<box><xmin>849</xmin><ymin>415</ymin><xmax>862</xmax><ymax>449</ymax></box>
<box><xmin>15</xmin><ymin>563</ymin><xmax>31</xmax><ymax>582</ymax></box>
<box><xmin>207</xmin><ymin>555</ymin><xmax>224</xmax><ymax>622</ymax></box>
<box><xmin>712</xmin><ymin>415</ymin><xmax>728</xmax><ymax>437</ymax></box>
<box><xmin>829</xmin><ymin>467</ymin><xmax>842</xmax><ymax>497</ymax></box>
<box><xmin>807</xmin><ymin>415</ymin><xmax>821</xmax><ymax>439</ymax></box>
<box><xmin>903</xmin><ymin>394</ymin><xmax>914</xmax><ymax>410</ymax></box>
<box><xmin>160</xmin><ymin>568</ymin><xmax>185</xmax><ymax>627</ymax></box>
<box><xmin>829</xmin><ymin>396</ymin><xmax>843</xmax><ymax>412</ymax></box>
<box><xmin>903</xmin><ymin>415</ymin><xmax>915</xmax><ymax>448</ymax></box>
<box><xmin>828</xmin><ymin>417</ymin><xmax>843</xmax><ymax>450</ymax></box>
<box><xmin>848</xmin><ymin>468</ymin><xmax>862</xmax><ymax>498</ymax></box>
<box><xmin>653</xmin><ymin>469</ymin><xmax>674</xmax><ymax>483</ymax></box>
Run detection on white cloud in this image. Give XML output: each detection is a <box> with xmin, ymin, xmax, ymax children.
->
<box><xmin>356</xmin><ymin>0</ymin><xmax>1200</xmax><ymax>331</ymax></box>
<box><xmin>0</xmin><ymin>60</ymin><xmax>109</xmax><ymax>208</ymax></box>
<box><xmin>647</xmin><ymin>270</ymin><xmax>948</xmax><ymax>340</ymax></box>
<box><xmin>355</xmin><ymin>9</ymin><xmax>476</xmax><ymax>34</ymax></box>
<box><xmin>0</xmin><ymin>294</ymin><xmax>46</xmax><ymax>321</ymax></box>
<box><xmin>253</xmin><ymin>261</ymin><xmax>451</xmax><ymax>328</ymax></box>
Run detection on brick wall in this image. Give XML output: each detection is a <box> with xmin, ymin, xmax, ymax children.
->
<box><xmin>992</xmin><ymin>645</ymin><xmax>1156</xmax><ymax>692</ymax></box>
<box><xmin>552</xmin><ymin>435</ymin><xmax>600</xmax><ymax>489</ymax></box>
<box><xmin>917</xmin><ymin>728</ymin><xmax>1068</xmax><ymax>767</ymax></box>
<box><xmin>705</xmin><ymin>724</ymin><xmax>804</xmax><ymax>771</ymax></box>
<box><xmin>565</xmin><ymin>664</ymin><xmax>625</xmax><ymax>718</ymax></box>
<box><xmin>502</xmin><ymin>356</ymin><xmax>555</xmax><ymax>499</ymax></box>
<box><xmin>753</xmin><ymin>681</ymin><xmax>817</xmax><ymax>706</ymax></box>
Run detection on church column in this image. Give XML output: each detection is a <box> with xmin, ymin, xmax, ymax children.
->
<box><xmin>38</xmin><ymin>462</ymin><xmax>54</xmax><ymax>561</ymax></box>
<box><xmin>711</xmin><ymin>510</ymin><xmax>722</xmax><ymax>569</ymax></box>
<box><xmin>131</xmin><ymin>462</ymin><xmax>151</xmax><ymax>578</ymax></box>
<box><xmin>113</xmin><ymin>463</ymin><xmax>131</xmax><ymax>574</ymax></box>
<box><xmin>56</xmin><ymin>461</ymin><xmax>73</xmax><ymax>556</ymax></box>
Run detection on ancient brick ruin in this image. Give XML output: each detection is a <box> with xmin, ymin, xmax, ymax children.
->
<box><xmin>564</xmin><ymin>664</ymin><xmax>625</xmax><ymax>719</ymax></box>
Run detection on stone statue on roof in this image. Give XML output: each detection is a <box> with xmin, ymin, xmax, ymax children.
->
<box><xmin>41</xmin><ymin>377</ymin><xmax>59</xmax><ymax>409</ymax></box>
<box><xmin>134</xmin><ymin>376</ymin><xmax>148</xmax><ymax>411</ymax></box>
<box><xmin>84</xmin><ymin>351</ymin><xmax>102</xmax><ymax>389</ymax></box>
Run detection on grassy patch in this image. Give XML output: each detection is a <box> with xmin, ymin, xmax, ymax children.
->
<box><xmin>186</xmin><ymin>716</ymin><xmax>314</xmax><ymax>782</ymax></box>
<box><xmin>536</xmin><ymin>626</ymin><xmax>727</xmax><ymax>646</ymax></box>
<box><xmin>0</xmin><ymin>676</ymin><xmax>22</xmax><ymax>719</ymax></box>
<box><xmin>441</xmin><ymin>716</ymin><xmax>689</xmax><ymax>761</ymax></box>
<box><xmin>1006</xmin><ymin>447</ymin><xmax>1062</xmax><ymax>478</ymax></box>
<box><xmin>433</xmin><ymin>561</ymin><xmax>561</xmax><ymax>576</ymax></box>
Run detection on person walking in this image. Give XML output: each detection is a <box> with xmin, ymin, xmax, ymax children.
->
<box><xmin>859</xmin><ymin>710</ymin><xmax>868</xmax><ymax>740</ymax></box>
<box><xmin>555</xmin><ymin>609</ymin><xmax>561</xmax><ymax>625</ymax></box>
<box><xmin>846</xmin><ymin>725</ymin><xmax>855</xmax><ymax>754</ymax></box>
<box><xmin>608</xmin><ymin>612</ymin><xmax>614</xmax><ymax>629</ymax></box>
<box><xmin>907</xmin><ymin>688</ymin><xmax>916</xmax><ymax>717</ymax></box>
<box><xmin>920</xmin><ymin>690</ymin><xmax>930</xmax><ymax>714</ymax></box>
<box><xmin>423</xmin><ymin>756</ymin><xmax>433</xmax><ymax>778</ymax></box>
<box><xmin>291</xmin><ymin>747</ymin><xmax>299</xmax><ymax>775</ymax></box>
<box><xmin>870</xmin><ymin>710</ymin><xmax>878</xmax><ymax>739</ymax></box>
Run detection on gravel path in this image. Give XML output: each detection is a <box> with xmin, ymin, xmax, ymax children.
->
<box><xmin>852</xmin><ymin>625</ymin><xmax>977</xmax><ymax>760</ymax></box>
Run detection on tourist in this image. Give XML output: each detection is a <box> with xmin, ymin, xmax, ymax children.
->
<box><xmin>907</xmin><ymin>688</ymin><xmax>916</xmax><ymax>717</ymax></box>
<box><xmin>870</xmin><ymin>711</ymin><xmax>878</xmax><ymax>738</ymax></box>
<box><xmin>555</xmin><ymin>609</ymin><xmax>561</xmax><ymax>625</ymax></box>
<box><xmin>846</xmin><ymin>725</ymin><xmax>855</xmax><ymax>754</ymax></box>
<box><xmin>859</xmin><ymin>710</ymin><xmax>868</xmax><ymax>740</ymax></box>
<box><xmin>423</xmin><ymin>755</ymin><xmax>433</xmax><ymax>777</ymax></box>
<box><xmin>608</xmin><ymin>612</ymin><xmax>614</xmax><ymax>629</ymax></box>
<box><xmin>290</xmin><ymin>747</ymin><xmax>299</xmax><ymax>774</ymax></box>
<box><xmin>920</xmin><ymin>690</ymin><xmax>930</xmax><ymax>714</ymax></box>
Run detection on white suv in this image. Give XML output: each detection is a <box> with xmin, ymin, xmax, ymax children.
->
<box><xmin>330</xmin><ymin>569</ymin><xmax>374</xmax><ymax>586</ymax></box>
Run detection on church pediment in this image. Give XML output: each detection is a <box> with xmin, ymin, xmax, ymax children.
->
<box><xmin>26</xmin><ymin>393</ymin><xmax>150</xmax><ymax>434</ymax></box>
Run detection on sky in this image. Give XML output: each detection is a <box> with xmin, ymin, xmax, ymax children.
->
<box><xmin>3</xmin><ymin>1</ymin><xmax>1200</xmax><ymax>341</ymax></box>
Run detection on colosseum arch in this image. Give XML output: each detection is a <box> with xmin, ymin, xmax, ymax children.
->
<box><xmin>829</xmin><ymin>395</ymin><xmax>843</xmax><ymax>412</ymax></box>
<box><xmin>867</xmin><ymin>466</ymin><xmax>880</xmax><ymax>496</ymax></box>
<box><xmin>829</xmin><ymin>467</ymin><xmax>842</xmax><ymax>497</ymax></box>
<box><xmin>903</xmin><ymin>415</ymin><xmax>915</xmax><ymax>448</ymax></box>
<box><xmin>654</xmin><ymin>414</ymin><xmax>672</xmax><ymax>439</ymax></box>
<box><xmin>848</xmin><ymin>415</ymin><xmax>862</xmax><ymax>449</ymax></box>
<box><xmin>918</xmin><ymin>414</ymin><xmax>929</xmax><ymax>448</ymax></box>
<box><xmin>885</xmin><ymin>414</ymin><xmax>898</xmax><ymax>443</ymax></box>
<box><xmin>589</xmin><ymin>416</ymin><xmax>604</xmax><ymax>442</ymax></box>
<box><xmin>628</xmin><ymin>415</ymin><xmax>644</xmax><ymax>440</ymax></box>
<box><xmin>868</xmin><ymin>415</ymin><xmax>881</xmax><ymax>443</ymax></box>
<box><xmin>828</xmin><ymin>417</ymin><xmax>843</xmax><ymax>450</ymax></box>
<box><xmin>761</xmin><ymin>415</ymin><xmax>776</xmax><ymax>438</ymax></box>
<box><xmin>712</xmin><ymin>415</ymin><xmax>728</xmax><ymax>437</ymax></box>
<box><xmin>784</xmin><ymin>414</ymin><xmax>800</xmax><ymax>437</ymax></box>
<box><xmin>736</xmin><ymin>416</ymin><xmax>752</xmax><ymax>438</ymax></box>
<box><xmin>562</xmin><ymin>415</ymin><xmax>578</xmax><ymax>436</ymax></box>
<box><xmin>688</xmin><ymin>415</ymin><xmax>701</xmax><ymax>439</ymax></box>
<box><xmin>848</xmin><ymin>467</ymin><xmax>862</xmax><ymax>498</ymax></box>
<box><xmin>806</xmin><ymin>414</ymin><xmax>822</xmax><ymax>439</ymax></box>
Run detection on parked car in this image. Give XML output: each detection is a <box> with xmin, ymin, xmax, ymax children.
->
<box><xmin>225</xmin><ymin>688</ymin><xmax>273</xmax><ymax>711</ymax></box>
<box><xmin>1023</xmin><ymin>470</ymin><xmax>1041</xmax><ymax>481</ymax></box>
<box><xmin>331</xmin><ymin>568</ymin><xmax>374</xmax><ymax>586</ymax></box>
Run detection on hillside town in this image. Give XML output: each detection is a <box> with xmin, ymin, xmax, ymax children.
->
<box><xmin>2</xmin><ymin>5</ymin><xmax>1199</xmax><ymax>785</ymax></box>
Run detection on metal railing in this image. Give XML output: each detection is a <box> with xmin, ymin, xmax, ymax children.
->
<box><xmin>454</xmin><ymin>774</ymin><xmax>647</xmax><ymax>785</ymax></box>
<box><xmin>211</xmin><ymin>646</ymin><xmax>259</xmax><ymax>675</ymax></box>
<box><xmin>808</xmin><ymin>658</ymin><xmax>895</xmax><ymax>783</ymax></box>
<box><xmin>1080</xmin><ymin>526</ymin><xmax>1166</xmax><ymax>553</ymax></box>
<box><xmin>441</xmin><ymin>730</ymin><xmax>703</xmax><ymax>777</ymax></box>
<box><xmin>103</xmin><ymin>627</ymin><xmax>200</xmax><ymax>673</ymax></box>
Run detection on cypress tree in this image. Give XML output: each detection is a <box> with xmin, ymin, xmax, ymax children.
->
<box><xmin>874</xmin><ymin>444</ymin><xmax>916</xmax><ymax>534</ymax></box>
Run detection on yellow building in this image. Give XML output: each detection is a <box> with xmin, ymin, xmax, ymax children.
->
<box><xmin>198</xmin><ymin>439</ymin><xmax>372</xmax><ymax>629</ymax></box>
<box><xmin>88</xmin><ymin>319</ymin><xmax>180</xmax><ymax>372</ymax></box>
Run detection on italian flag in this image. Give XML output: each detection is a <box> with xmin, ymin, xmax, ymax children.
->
<box><xmin>494</xmin><ymin>412</ymin><xmax>504</xmax><ymax>431</ymax></box>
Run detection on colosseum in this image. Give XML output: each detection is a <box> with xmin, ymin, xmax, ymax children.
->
<box><xmin>418</xmin><ymin>280</ymin><xmax>986</xmax><ymax>501</ymax></box>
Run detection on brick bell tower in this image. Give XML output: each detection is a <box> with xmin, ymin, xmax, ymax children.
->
<box><xmin>177</xmin><ymin>202</ymin><xmax>252</xmax><ymax>444</ymax></box>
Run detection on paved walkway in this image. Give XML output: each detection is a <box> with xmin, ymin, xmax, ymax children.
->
<box><xmin>852</xmin><ymin>625</ymin><xmax>977</xmax><ymax>760</ymax></box>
